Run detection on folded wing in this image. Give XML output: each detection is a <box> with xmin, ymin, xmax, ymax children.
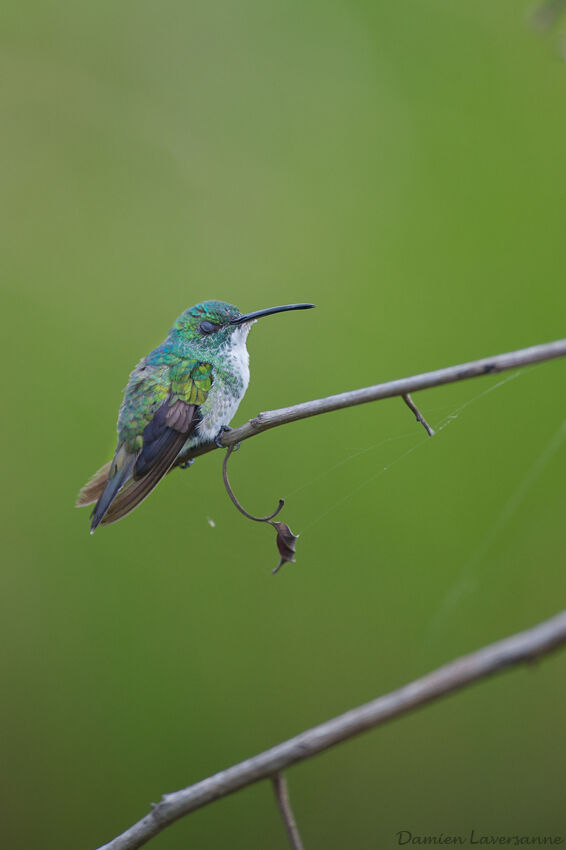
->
<box><xmin>85</xmin><ymin>357</ymin><xmax>212</xmax><ymax>531</ymax></box>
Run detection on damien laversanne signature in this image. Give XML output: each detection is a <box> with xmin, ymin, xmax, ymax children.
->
<box><xmin>395</xmin><ymin>831</ymin><xmax>564</xmax><ymax>846</ymax></box>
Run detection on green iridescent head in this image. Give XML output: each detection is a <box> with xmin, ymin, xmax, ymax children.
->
<box><xmin>171</xmin><ymin>299</ymin><xmax>315</xmax><ymax>351</ymax></box>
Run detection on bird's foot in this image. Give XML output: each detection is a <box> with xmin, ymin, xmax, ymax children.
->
<box><xmin>178</xmin><ymin>458</ymin><xmax>194</xmax><ymax>469</ymax></box>
<box><xmin>215</xmin><ymin>425</ymin><xmax>240</xmax><ymax>450</ymax></box>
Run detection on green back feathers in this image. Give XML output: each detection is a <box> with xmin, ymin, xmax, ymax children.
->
<box><xmin>118</xmin><ymin>355</ymin><xmax>213</xmax><ymax>453</ymax></box>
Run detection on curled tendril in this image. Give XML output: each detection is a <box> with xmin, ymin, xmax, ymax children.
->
<box><xmin>221</xmin><ymin>445</ymin><xmax>299</xmax><ymax>574</ymax></box>
<box><xmin>222</xmin><ymin>445</ymin><xmax>284</xmax><ymax>521</ymax></box>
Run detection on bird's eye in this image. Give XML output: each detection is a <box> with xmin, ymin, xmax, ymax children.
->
<box><xmin>199</xmin><ymin>321</ymin><xmax>219</xmax><ymax>334</ymax></box>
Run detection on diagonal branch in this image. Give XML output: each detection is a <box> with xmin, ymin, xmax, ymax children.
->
<box><xmin>78</xmin><ymin>337</ymin><xmax>566</xmax><ymax>503</ymax></box>
<box><xmin>183</xmin><ymin>337</ymin><xmax>566</xmax><ymax>460</ymax></box>
<box><xmin>95</xmin><ymin>608</ymin><xmax>566</xmax><ymax>850</ymax></box>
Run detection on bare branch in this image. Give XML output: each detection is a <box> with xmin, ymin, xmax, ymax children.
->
<box><xmin>78</xmin><ymin>337</ymin><xmax>566</xmax><ymax>505</ymax></box>
<box><xmin>95</xmin><ymin>608</ymin><xmax>566</xmax><ymax>850</ymax></box>
<box><xmin>183</xmin><ymin>337</ymin><xmax>566</xmax><ymax>461</ymax></box>
<box><xmin>272</xmin><ymin>773</ymin><xmax>305</xmax><ymax>850</ymax></box>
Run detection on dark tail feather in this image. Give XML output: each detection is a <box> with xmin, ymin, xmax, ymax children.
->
<box><xmin>99</xmin><ymin>433</ymin><xmax>187</xmax><ymax>527</ymax></box>
<box><xmin>90</xmin><ymin>452</ymin><xmax>136</xmax><ymax>533</ymax></box>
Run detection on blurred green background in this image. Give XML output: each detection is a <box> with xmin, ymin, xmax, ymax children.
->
<box><xmin>3</xmin><ymin>1</ymin><xmax>566</xmax><ymax>848</ymax></box>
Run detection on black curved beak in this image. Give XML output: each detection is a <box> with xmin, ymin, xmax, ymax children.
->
<box><xmin>230</xmin><ymin>303</ymin><xmax>316</xmax><ymax>325</ymax></box>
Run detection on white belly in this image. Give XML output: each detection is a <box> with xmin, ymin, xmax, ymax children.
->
<box><xmin>185</xmin><ymin>324</ymin><xmax>251</xmax><ymax>448</ymax></box>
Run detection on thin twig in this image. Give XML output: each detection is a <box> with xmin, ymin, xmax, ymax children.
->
<box><xmin>272</xmin><ymin>773</ymin><xmax>305</xmax><ymax>850</ymax></box>
<box><xmin>95</xmin><ymin>607</ymin><xmax>566</xmax><ymax>850</ymax></box>
<box><xmin>222</xmin><ymin>444</ymin><xmax>284</xmax><ymax>521</ymax></box>
<box><xmin>180</xmin><ymin>337</ymin><xmax>566</xmax><ymax>462</ymax></box>
<box><xmin>402</xmin><ymin>393</ymin><xmax>435</xmax><ymax>436</ymax></box>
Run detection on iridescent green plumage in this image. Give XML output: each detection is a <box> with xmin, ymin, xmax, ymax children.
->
<box><xmin>119</xmin><ymin>356</ymin><xmax>213</xmax><ymax>453</ymax></box>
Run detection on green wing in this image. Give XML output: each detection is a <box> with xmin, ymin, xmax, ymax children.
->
<box><xmin>89</xmin><ymin>357</ymin><xmax>213</xmax><ymax>531</ymax></box>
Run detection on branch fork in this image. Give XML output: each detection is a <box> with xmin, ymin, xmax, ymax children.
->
<box><xmin>96</xmin><ymin>608</ymin><xmax>566</xmax><ymax>850</ymax></box>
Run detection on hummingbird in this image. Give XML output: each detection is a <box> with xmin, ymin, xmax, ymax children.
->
<box><xmin>77</xmin><ymin>300</ymin><xmax>315</xmax><ymax>532</ymax></box>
